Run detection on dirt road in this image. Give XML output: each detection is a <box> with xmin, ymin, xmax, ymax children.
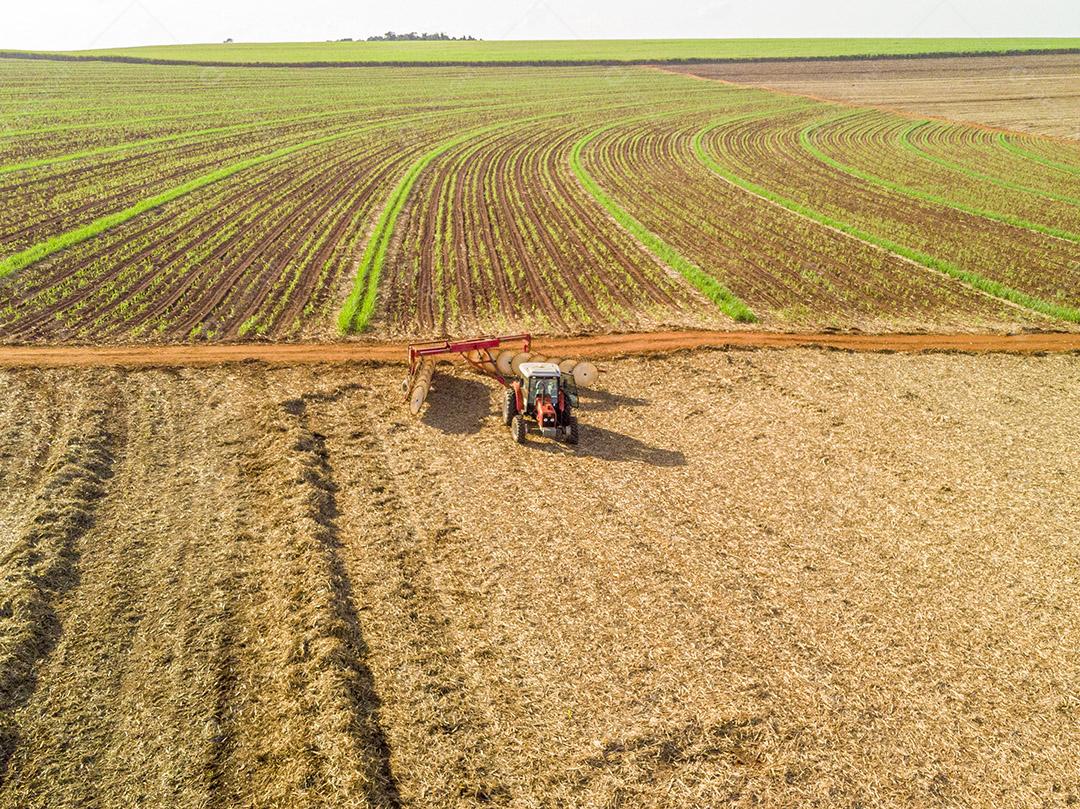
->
<box><xmin>1</xmin><ymin>329</ymin><xmax>1079</xmax><ymax>368</ymax></box>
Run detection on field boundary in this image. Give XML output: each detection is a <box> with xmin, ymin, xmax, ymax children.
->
<box><xmin>4</xmin><ymin>47</ymin><xmax>1080</xmax><ymax>69</ymax></box>
<box><xmin>2</xmin><ymin>330</ymin><xmax>1079</xmax><ymax>368</ymax></box>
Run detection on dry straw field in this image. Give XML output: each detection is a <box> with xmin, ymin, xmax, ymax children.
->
<box><xmin>2</xmin><ymin>349</ymin><xmax>1079</xmax><ymax>807</ymax></box>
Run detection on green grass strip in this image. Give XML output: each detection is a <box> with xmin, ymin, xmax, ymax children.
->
<box><xmin>569</xmin><ymin>121</ymin><xmax>756</xmax><ymax>323</ymax></box>
<box><xmin>335</xmin><ymin>101</ymin><xmax>680</xmax><ymax>333</ymax></box>
<box><xmin>335</xmin><ymin>125</ymin><xmax>507</xmax><ymax>333</ymax></box>
<box><xmin>0</xmin><ymin>116</ymin><xmax>426</xmax><ymax>280</ymax></box>
<box><xmin>693</xmin><ymin>121</ymin><xmax>1080</xmax><ymax>324</ymax></box>
<box><xmin>996</xmin><ymin>133</ymin><xmax>1080</xmax><ymax>175</ymax></box>
<box><xmin>800</xmin><ymin>116</ymin><xmax>1080</xmax><ymax>243</ymax></box>
<box><xmin>898</xmin><ymin>121</ymin><xmax>1080</xmax><ymax>207</ymax></box>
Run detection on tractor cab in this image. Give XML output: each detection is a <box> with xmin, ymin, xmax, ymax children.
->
<box><xmin>503</xmin><ymin>362</ymin><xmax>579</xmax><ymax>444</ymax></box>
<box><xmin>527</xmin><ymin>373</ymin><xmax>559</xmax><ymax>407</ymax></box>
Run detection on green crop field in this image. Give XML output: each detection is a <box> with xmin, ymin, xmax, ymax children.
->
<box><xmin>0</xmin><ymin>51</ymin><xmax>1078</xmax><ymax>344</ymax></box>
<box><xmin>11</xmin><ymin>37</ymin><xmax>1080</xmax><ymax>65</ymax></box>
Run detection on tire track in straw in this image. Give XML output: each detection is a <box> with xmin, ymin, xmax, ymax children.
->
<box><xmin>315</xmin><ymin>385</ymin><xmax>514</xmax><ymax>805</ymax></box>
<box><xmin>270</xmin><ymin>391</ymin><xmax>402</xmax><ymax>807</ymax></box>
<box><xmin>0</xmin><ymin>391</ymin><xmax>117</xmax><ymax>782</ymax></box>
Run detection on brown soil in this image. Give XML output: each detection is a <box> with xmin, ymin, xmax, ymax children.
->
<box><xmin>665</xmin><ymin>54</ymin><xmax>1080</xmax><ymax>139</ymax></box>
<box><xmin>1</xmin><ymin>349</ymin><xmax>1078</xmax><ymax>806</ymax></box>
<box><xmin>2</xmin><ymin>329</ymin><xmax>1078</xmax><ymax>369</ymax></box>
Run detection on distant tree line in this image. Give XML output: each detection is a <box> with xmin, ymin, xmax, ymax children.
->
<box><xmin>359</xmin><ymin>32</ymin><xmax>479</xmax><ymax>41</ymax></box>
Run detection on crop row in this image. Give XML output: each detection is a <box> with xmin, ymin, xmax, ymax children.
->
<box><xmin>804</xmin><ymin>111</ymin><xmax>1080</xmax><ymax>238</ymax></box>
<box><xmin>0</xmin><ymin>123</ymin><xmax>447</xmax><ymax>341</ymax></box>
<box><xmin>2</xmin><ymin>58</ymin><xmax>1078</xmax><ymax>343</ymax></box>
<box><xmin>0</xmin><ymin>63</ymin><xmax>726</xmax><ymax>342</ymax></box>
<box><xmin>697</xmin><ymin>107</ymin><xmax>1080</xmax><ymax>319</ymax></box>
<box><xmin>572</xmin><ymin>107</ymin><xmax>1033</xmax><ymax>330</ymax></box>
<box><xmin>368</xmin><ymin>111</ymin><xmax>713</xmax><ymax>337</ymax></box>
<box><xmin>0</xmin><ymin>118</ymin><xmax>382</xmax><ymax>255</ymax></box>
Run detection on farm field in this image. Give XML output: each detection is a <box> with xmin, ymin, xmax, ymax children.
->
<box><xmin>2</xmin><ymin>54</ymin><xmax>1079</xmax><ymax>343</ymax></box>
<box><xmin>670</xmin><ymin>53</ymin><xmax>1080</xmax><ymax>138</ymax></box>
<box><xmin>1</xmin><ymin>350</ymin><xmax>1078</xmax><ymax>807</ymax></box>
<box><xmin>5</xmin><ymin>26</ymin><xmax>1080</xmax><ymax>809</ymax></box>
<box><xmin>13</xmin><ymin>37</ymin><xmax>1080</xmax><ymax>66</ymax></box>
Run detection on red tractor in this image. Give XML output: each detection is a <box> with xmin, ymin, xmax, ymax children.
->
<box><xmin>502</xmin><ymin>362</ymin><xmax>579</xmax><ymax>445</ymax></box>
<box><xmin>402</xmin><ymin>334</ymin><xmax>596</xmax><ymax>446</ymax></box>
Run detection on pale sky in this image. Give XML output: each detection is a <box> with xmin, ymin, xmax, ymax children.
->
<box><xmin>3</xmin><ymin>0</ymin><xmax>1078</xmax><ymax>51</ymax></box>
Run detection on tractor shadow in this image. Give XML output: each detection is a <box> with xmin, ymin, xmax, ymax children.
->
<box><xmin>529</xmin><ymin>424</ymin><xmax>686</xmax><ymax>467</ymax></box>
<box><xmin>420</xmin><ymin>373</ymin><xmax>492</xmax><ymax>435</ymax></box>
<box><xmin>577</xmin><ymin>388</ymin><xmax>649</xmax><ymax>413</ymax></box>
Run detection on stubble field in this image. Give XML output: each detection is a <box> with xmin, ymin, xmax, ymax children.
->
<box><xmin>2</xmin><ymin>349</ymin><xmax>1079</xmax><ymax>807</ymax></box>
<box><xmin>672</xmin><ymin>53</ymin><xmax>1080</xmax><ymax>138</ymax></box>
<box><xmin>3</xmin><ymin>44</ymin><xmax>1080</xmax><ymax>808</ymax></box>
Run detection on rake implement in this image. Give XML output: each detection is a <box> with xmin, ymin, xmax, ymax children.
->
<box><xmin>402</xmin><ymin>333</ymin><xmax>532</xmax><ymax>415</ymax></box>
<box><xmin>402</xmin><ymin>333</ymin><xmax>598</xmax><ymax>416</ymax></box>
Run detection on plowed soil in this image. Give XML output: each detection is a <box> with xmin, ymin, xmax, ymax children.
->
<box><xmin>666</xmin><ymin>54</ymin><xmax>1080</xmax><ymax>138</ymax></box>
<box><xmin>2</xmin><ymin>348</ymin><xmax>1079</xmax><ymax>807</ymax></box>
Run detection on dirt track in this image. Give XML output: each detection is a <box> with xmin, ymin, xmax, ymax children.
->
<box><xmin>1</xmin><ymin>329</ymin><xmax>1078</xmax><ymax>367</ymax></box>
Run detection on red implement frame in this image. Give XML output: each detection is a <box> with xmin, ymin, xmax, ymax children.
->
<box><xmin>406</xmin><ymin>333</ymin><xmax>532</xmax><ymax>394</ymax></box>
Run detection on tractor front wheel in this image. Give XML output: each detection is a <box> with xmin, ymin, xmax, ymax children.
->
<box><xmin>566</xmin><ymin>417</ymin><xmax>579</xmax><ymax>446</ymax></box>
<box><xmin>511</xmin><ymin>415</ymin><xmax>527</xmax><ymax>444</ymax></box>
<box><xmin>502</xmin><ymin>388</ymin><xmax>517</xmax><ymax>426</ymax></box>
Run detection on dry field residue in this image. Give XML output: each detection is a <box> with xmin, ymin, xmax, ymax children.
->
<box><xmin>667</xmin><ymin>54</ymin><xmax>1080</xmax><ymax>139</ymax></box>
<box><xmin>1</xmin><ymin>350</ymin><xmax>1079</xmax><ymax>806</ymax></box>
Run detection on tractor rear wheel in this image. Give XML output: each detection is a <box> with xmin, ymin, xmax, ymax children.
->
<box><xmin>502</xmin><ymin>388</ymin><xmax>516</xmax><ymax>426</ymax></box>
<box><xmin>511</xmin><ymin>415</ymin><xmax>527</xmax><ymax>444</ymax></box>
<box><xmin>566</xmin><ymin>417</ymin><xmax>579</xmax><ymax>445</ymax></box>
